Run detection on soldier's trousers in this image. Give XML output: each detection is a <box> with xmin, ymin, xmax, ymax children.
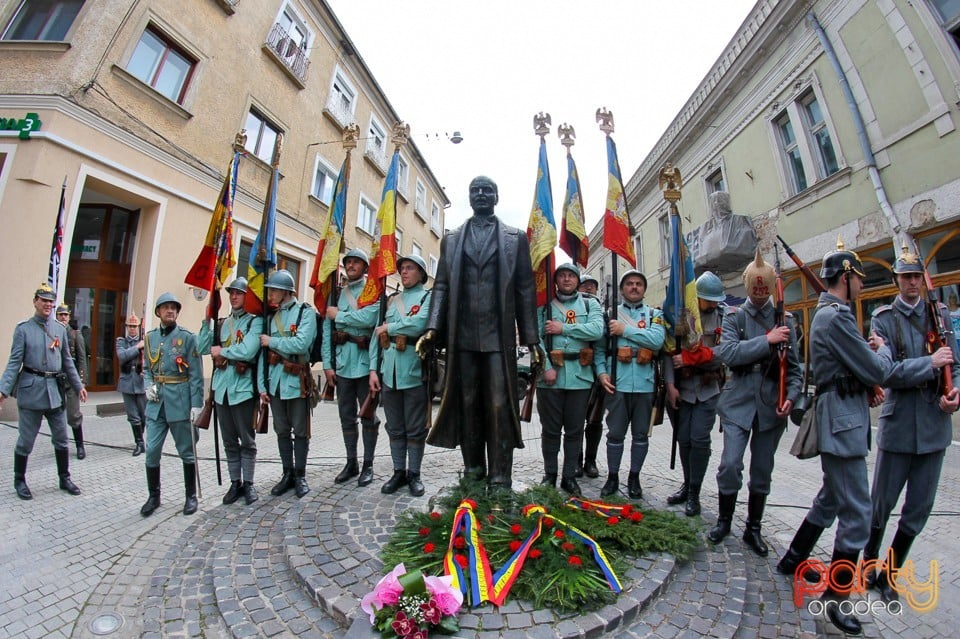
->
<box><xmin>537</xmin><ymin>387</ymin><xmax>589</xmax><ymax>479</ymax></box>
<box><xmin>804</xmin><ymin>452</ymin><xmax>870</xmax><ymax>554</ymax></box>
<box><xmin>336</xmin><ymin>375</ymin><xmax>380</xmax><ymax>462</ymax></box>
<box><xmin>381</xmin><ymin>382</ymin><xmax>428</xmax><ymax>473</ymax></box>
<box><xmin>15</xmin><ymin>406</ymin><xmax>69</xmax><ymax>456</ymax></box>
<box><xmin>605</xmin><ymin>391</ymin><xmax>652</xmax><ymax>475</ymax></box>
<box><xmin>122</xmin><ymin>392</ymin><xmax>147</xmax><ymax>431</ymax></box>
<box><xmin>216</xmin><ymin>395</ymin><xmax>258</xmax><ymax>482</ymax></box>
<box><xmin>675</xmin><ymin>396</ymin><xmax>717</xmax><ymax>486</ymax></box>
<box><xmin>715</xmin><ymin>417</ymin><xmax>784</xmax><ymax>495</ymax></box>
<box><xmin>64</xmin><ymin>386</ymin><xmax>82</xmax><ymax>430</ymax></box>
<box><xmin>871</xmin><ymin>448</ymin><xmax>945</xmax><ymax>537</ymax></box>
<box><xmin>271</xmin><ymin>396</ymin><xmax>309</xmax><ymax>470</ymax></box>
<box><xmin>144</xmin><ymin>407</ymin><xmax>196</xmax><ymax>466</ymax></box>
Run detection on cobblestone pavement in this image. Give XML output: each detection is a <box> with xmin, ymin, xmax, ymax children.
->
<box><xmin>0</xmin><ymin>395</ymin><xmax>955</xmax><ymax>638</ymax></box>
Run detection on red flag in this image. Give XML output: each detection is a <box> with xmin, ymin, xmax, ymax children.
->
<box><xmin>602</xmin><ymin>136</ymin><xmax>636</xmax><ymax>267</ymax></box>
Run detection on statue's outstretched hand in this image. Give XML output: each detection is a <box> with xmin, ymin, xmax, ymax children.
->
<box><xmin>416</xmin><ymin>330</ymin><xmax>437</xmax><ymax>360</ymax></box>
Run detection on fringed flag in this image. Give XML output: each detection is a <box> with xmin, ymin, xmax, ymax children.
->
<box><xmin>185</xmin><ymin>152</ymin><xmax>240</xmax><ymax>294</ymax></box>
<box><xmin>244</xmin><ymin>157</ymin><xmax>279</xmax><ymax>315</ymax></box>
<box><xmin>443</xmin><ymin>500</ymin><xmax>494</xmax><ymax>607</ymax></box>
<box><xmin>309</xmin><ymin>155</ymin><xmax>349</xmax><ymax>314</ymax></box>
<box><xmin>357</xmin><ymin>150</ymin><xmax>399</xmax><ymax>308</ymax></box>
<box><xmin>662</xmin><ymin>211</ymin><xmax>702</xmax><ymax>352</ymax></box>
<box><xmin>559</xmin><ymin>152</ymin><xmax>588</xmax><ymax>267</ymax></box>
<box><xmin>602</xmin><ymin>136</ymin><xmax>636</xmax><ymax>267</ymax></box>
<box><xmin>526</xmin><ymin>139</ymin><xmax>557</xmax><ymax>306</ymax></box>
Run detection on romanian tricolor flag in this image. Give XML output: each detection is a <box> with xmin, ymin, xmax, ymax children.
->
<box><xmin>185</xmin><ymin>152</ymin><xmax>240</xmax><ymax>293</ymax></box>
<box><xmin>309</xmin><ymin>155</ymin><xmax>349</xmax><ymax>314</ymax></box>
<box><xmin>662</xmin><ymin>211</ymin><xmax>702</xmax><ymax>352</ymax></box>
<box><xmin>559</xmin><ymin>152</ymin><xmax>588</xmax><ymax>267</ymax></box>
<box><xmin>526</xmin><ymin>140</ymin><xmax>557</xmax><ymax>307</ymax></box>
<box><xmin>602</xmin><ymin>136</ymin><xmax>636</xmax><ymax>267</ymax></box>
<box><xmin>357</xmin><ymin>150</ymin><xmax>399</xmax><ymax>308</ymax></box>
<box><xmin>244</xmin><ymin>161</ymin><xmax>279</xmax><ymax>315</ymax></box>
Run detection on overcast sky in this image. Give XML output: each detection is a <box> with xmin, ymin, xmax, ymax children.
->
<box><xmin>325</xmin><ymin>0</ymin><xmax>757</xmax><ymax>237</ymax></box>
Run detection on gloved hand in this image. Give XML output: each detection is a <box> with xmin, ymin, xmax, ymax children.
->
<box><xmin>146</xmin><ymin>385</ymin><xmax>159</xmax><ymax>402</ymax></box>
<box><xmin>416</xmin><ymin>329</ymin><xmax>437</xmax><ymax>359</ymax></box>
<box><xmin>190</xmin><ymin>407</ymin><xmax>202</xmax><ymax>425</ymax></box>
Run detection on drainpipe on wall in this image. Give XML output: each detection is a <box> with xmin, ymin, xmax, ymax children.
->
<box><xmin>808</xmin><ymin>12</ymin><xmax>910</xmax><ymax>253</ymax></box>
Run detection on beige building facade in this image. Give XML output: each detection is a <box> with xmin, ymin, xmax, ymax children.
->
<box><xmin>0</xmin><ymin>0</ymin><xmax>447</xmax><ymax>392</ymax></box>
<box><xmin>586</xmin><ymin>0</ymin><xmax>960</xmax><ymax>351</ymax></box>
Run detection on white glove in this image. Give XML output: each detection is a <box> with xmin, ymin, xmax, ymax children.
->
<box><xmin>190</xmin><ymin>407</ymin><xmax>202</xmax><ymax>424</ymax></box>
<box><xmin>146</xmin><ymin>385</ymin><xmax>159</xmax><ymax>402</ymax></box>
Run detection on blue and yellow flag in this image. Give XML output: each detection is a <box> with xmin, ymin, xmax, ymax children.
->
<box><xmin>662</xmin><ymin>212</ymin><xmax>701</xmax><ymax>351</ymax></box>
<box><xmin>244</xmin><ymin>164</ymin><xmax>278</xmax><ymax>315</ymax></box>
<box><xmin>309</xmin><ymin>154</ymin><xmax>350</xmax><ymax>314</ymax></box>
<box><xmin>526</xmin><ymin>140</ymin><xmax>557</xmax><ymax>307</ymax></box>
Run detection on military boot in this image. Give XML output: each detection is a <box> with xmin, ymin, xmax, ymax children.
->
<box><xmin>600</xmin><ymin>473</ymin><xmax>618</xmax><ymax>497</ymax></box>
<box><xmin>667</xmin><ymin>483</ymin><xmax>689</xmax><ymax>506</ymax></box>
<box><xmin>407</xmin><ymin>472</ymin><xmax>425</xmax><ymax>497</ymax></box>
<box><xmin>131</xmin><ymin>424</ymin><xmax>145</xmax><ymax>456</ymax></box>
<box><xmin>73</xmin><ymin>427</ymin><xmax>86</xmax><ymax>460</ymax></box>
<box><xmin>684</xmin><ymin>483</ymin><xmax>701</xmax><ymax>517</ymax></box>
<box><xmin>294</xmin><ymin>468</ymin><xmax>310</xmax><ymax>498</ymax></box>
<box><xmin>381</xmin><ymin>470</ymin><xmax>408</xmax><ymax>494</ymax></box>
<box><xmin>243</xmin><ymin>481</ymin><xmax>259</xmax><ymax>505</ymax></box>
<box><xmin>13</xmin><ymin>453</ymin><xmax>31</xmax><ymax>500</ymax></box>
<box><xmin>862</xmin><ymin>525</ymin><xmax>885</xmax><ymax>589</ymax></box>
<box><xmin>140</xmin><ymin>466</ymin><xmax>161</xmax><ymax>516</ymax></box>
<box><xmin>559</xmin><ymin>476</ymin><xmax>582</xmax><ymax>496</ymax></box>
<box><xmin>875</xmin><ymin>528</ymin><xmax>915</xmax><ymax>603</ymax></box>
<box><xmin>742</xmin><ymin>492</ymin><xmax>769</xmax><ymax>556</ymax></box>
<box><xmin>271</xmin><ymin>467</ymin><xmax>296</xmax><ymax>496</ymax></box>
<box><xmin>627</xmin><ymin>472</ymin><xmax>642</xmax><ymax>499</ymax></box>
<box><xmin>334</xmin><ymin>458</ymin><xmax>359</xmax><ymax>484</ymax></box>
<box><xmin>357</xmin><ymin>460</ymin><xmax>374</xmax><ymax>487</ymax></box>
<box><xmin>222</xmin><ymin>480</ymin><xmax>244</xmax><ymax>504</ymax></box>
<box><xmin>707</xmin><ymin>492</ymin><xmax>737</xmax><ymax>544</ymax></box>
<box><xmin>539</xmin><ymin>473</ymin><xmax>557</xmax><ymax>488</ymax></box>
<box><xmin>777</xmin><ymin>518</ymin><xmax>826</xmax><ymax>578</ymax></box>
<box><xmin>821</xmin><ymin>549</ymin><xmax>863</xmax><ymax>636</ymax></box>
<box><xmin>55</xmin><ymin>449</ymin><xmax>81</xmax><ymax>495</ymax></box>
<box><xmin>182</xmin><ymin>463</ymin><xmax>198</xmax><ymax>515</ymax></box>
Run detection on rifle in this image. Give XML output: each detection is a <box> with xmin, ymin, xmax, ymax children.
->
<box><xmin>773</xmin><ymin>245</ymin><xmax>788</xmax><ymax>412</ymax></box>
<box><xmin>777</xmin><ymin>235</ymin><xmax>826</xmax><ymax>294</ymax></box>
<box><xmin>359</xmin><ymin>282</ymin><xmax>387</xmax><ymax>421</ymax></box>
<box><xmin>914</xmin><ymin>241</ymin><xmax>954</xmax><ymax>396</ymax></box>
<box><xmin>585</xmin><ymin>283</ymin><xmax>611</xmax><ymax>424</ymax></box>
<box><xmin>520</xmin><ymin>351</ymin><xmax>539</xmax><ymax>423</ymax></box>
<box><xmin>136</xmin><ymin>304</ymin><xmax>145</xmax><ymax>375</ymax></box>
<box><xmin>321</xmin><ymin>269</ymin><xmax>342</xmax><ymax>402</ymax></box>
<box><xmin>523</xmin><ymin>256</ymin><xmax>554</xmax><ymax>423</ymax></box>
<box><xmin>194</xmin><ymin>288</ymin><xmax>223</xmax><ymax>485</ymax></box>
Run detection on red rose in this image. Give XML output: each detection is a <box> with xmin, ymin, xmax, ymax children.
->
<box><xmin>630</xmin><ymin>512</ymin><xmax>643</xmax><ymax>523</ymax></box>
<box><xmin>508</xmin><ymin>540</ymin><xmax>522</xmax><ymax>552</ymax></box>
<box><xmin>455</xmin><ymin>554</ymin><xmax>468</xmax><ymax>569</ymax></box>
<box><xmin>529</xmin><ymin>548</ymin><xmax>542</xmax><ymax>559</ymax></box>
<box><xmin>419</xmin><ymin>527</ymin><xmax>431</xmax><ymax>537</ymax></box>
<box><xmin>553</xmin><ymin>529</ymin><xmax>565</xmax><ymax>539</ymax></box>
<box><xmin>510</xmin><ymin>524</ymin><xmax>522</xmax><ymax>535</ymax></box>
<box><xmin>423</xmin><ymin>542</ymin><xmax>435</xmax><ymax>553</ymax></box>
<box><xmin>621</xmin><ymin>505</ymin><xmax>633</xmax><ymax>515</ymax></box>
<box><xmin>561</xmin><ymin>542</ymin><xmax>575</xmax><ymax>552</ymax></box>
<box><xmin>568</xmin><ymin>556</ymin><xmax>583</xmax><ymax>567</ymax></box>
<box><xmin>454</xmin><ymin>536</ymin><xmax>466</xmax><ymax>549</ymax></box>
<box><xmin>543</xmin><ymin>517</ymin><xmax>554</xmax><ymax>528</ymax></box>
<box><xmin>486</xmin><ymin>514</ymin><xmax>495</xmax><ymax>523</ymax></box>
<box><xmin>607</xmin><ymin>516</ymin><xmax>619</xmax><ymax>525</ymax></box>
<box><xmin>430</xmin><ymin>512</ymin><xmax>441</xmax><ymax>520</ymax></box>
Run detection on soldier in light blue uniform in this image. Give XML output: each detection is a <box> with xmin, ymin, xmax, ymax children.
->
<box><xmin>140</xmin><ymin>292</ymin><xmax>205</xmax><ymax>517</ymax></box>
<box><xmin>199</xmin><ymin>277</ymin><xmax>264</xmax><ymax>506</ymax></box>
<box><xmin>595</xmin><ymin>270</ymin><xmax>665</xmax><ymax>499</ymax></box>
<box><xmin>576</xmin><ymin>274</ymin><xmax>605</xmax><ymax>479</ymax></box>
<box><xmin>777</xmin><ymin>242</ymin><xmax>892</xmax><ymax>636</ymax></box>
<box><xmin>709</xmin><ymin>251</ymin><xmax>802</xmax><ymax>556</ymax></box>
<box><xmin>863</xmin><ymin>247</ymin><xmax>959</xmax><ymax>602</ymax></box>
<box><xmin>0</xmin><ymin>284</ymin><xmax>85</xmax><ymax>499</ymax></box>
<box><xmin>258</xmin><ymin>270</ymin><xmax>317</xmax><ymax>499</ymax></box>
<box><xmin>537</xmin><ymin>263</ymin><xmax>604</xmax><ymax>496</ymax></box>
<box><xmin>116</xmin><ymin>312</ymin><xmax>146</xmax><ymax>456</ymax></box>
<box><xmin>368</xmin><ymin>255</ymin><xmax>431</xmax><ymax>497</ymax></box>
<box><xmin>322</xmin><ymin>249</ymin><xmax>381</xmax><ymax>487</ymax></box>
<box><xmin>664</xmin><ymin>271</ymin><xmax>726</xmax><ymax>517</ymax></box>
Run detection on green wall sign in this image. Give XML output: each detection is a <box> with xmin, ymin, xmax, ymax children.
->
<box><xmin>1</xmin><ymin>112</ymin><xmax>42</xmax><ymax>140</ymax></box>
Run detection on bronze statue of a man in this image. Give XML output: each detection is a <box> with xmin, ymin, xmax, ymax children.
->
<box><xmin>417</xmin><ymin>176</ymin><xmax>542</xmax><ymax>489</ymax></box>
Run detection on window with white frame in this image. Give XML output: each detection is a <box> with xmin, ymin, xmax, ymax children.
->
<box><xmin>326</xmin><ymin>68</ymin><xmax>356</xmax><ymax>127</ymax></box>
<box><xmin>244</xmin><ymin>109</ymin><xmax>281</xmax><ymax>163</ymax></box>
<box><xmin>395</xmin><ymin>227</ymin><xmax>404</xmax><ymax>255</ymax></box>
<box><xmin>365</xmin><ymin>116</ymin><xmax>388</xmax><ymax>172</ymax></box>
<box><xmin>415</xmin><ymin>180</ymin><xmax>426</xmax><ymax>218</ymax></box>
<box><xmin>658</xmin><ymin>213</ymin><xmax>670</xmax><ymax>268</ymax></box>
<box><xmin>428</xmin><ymin>254</ymin><xmax>438</xmax><ymax>278</ymax></box>
<box><xmin>706</xmin><ymin>168</ymin><xmax>726</xmax><ymax>193</ymax></box>
<box><xmin>2</xmin><ymin>0</ymin><xmax>84</xmax><ymax>41</ymax></box>
<box><xmin>396</xmin><ymin>155</ymin><xmax>409</xmax><ymax>198</ymax></box>
<box><xmin>633</xmin><ymin>232</ymin><xmax>644</xmax><ymax>274</ymax></box>
<box><xmin>930</xmin><ymin>0</ymin><xmax>960</xmax><ymax>49</ymax></box>
<box><xmin>266</xmin><ymin>4</ymin><xmax>311</xmax><ymax>82</ymax></box>
<box><xmin>126</xmin><ymin>26</ymin><xmax>197</xmax><ymax>105</ymax></box>
<box><xmin>275</xmin><ymin>5</ymin><xmax>308</xmax><ymax>51</ymax></box>
<box><xmin>312</xmin><ymin>155</ymin><xmax>338</xmax><ymax>206</ymax></box>
<box><xmin>430</xmin><ymin>201</ymin><xmax>441</xmax><ymax>234</ymax></box>
<box><xmin>357</xmin><ymin>196</ymin><xmax>376</xmax><ymax>235</ymax></box>
<box><xmin>773</xmin><ymin>89</ymin><xmax>840</xmax><ymax>197</ymax></box>
<box><xmin>411</xmin><ymin>241</ymin><xmax>423</xmax><ymax>258</ymax></box>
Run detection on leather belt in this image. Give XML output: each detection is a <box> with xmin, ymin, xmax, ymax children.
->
<box><xmin>23</xmin><ymin>366</ymin><xmax>59</xmax><ymax>378</ymax></box>
<box><xmin>154</xmin><ymin>375</ymin><xmax>188</xmax><ymax>384</ymax></box>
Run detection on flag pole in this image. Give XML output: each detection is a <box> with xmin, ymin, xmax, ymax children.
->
<box><xmin>597</xmin><ymin>110</ymin><xmax>621</xmax><ymax>400</ymax></box>
<box><xmin>255</xmin><ymin>134</ymin><xmax>283</xmax><ymax>435</ymax></box>
<box><xmin>658</xmin><ymin>163</ymin><xmax>684</xmax><ymax>450</ymax></box>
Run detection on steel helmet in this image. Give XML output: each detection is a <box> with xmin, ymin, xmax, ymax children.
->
<box><xmin>696</xmin><ymin>271</ymin><xmax>725</xmax><ymax>302</ymax></box>
<box><xmin>154</xmin><ymin>292</ymin><xmax>182</xmax><ymax>316</ymax></box>
<box><xmin>397</xmin><ymin>254</ymin><xmax>428</xmax><ymax>284</ymax></box>
<box><xmin>619</xmin><ymin>269</ymin><xmax>647</xmax><ymax>289</ymax></box>
<box><xmin>891</xmin><ymin>244</ymin><xmax>923</xmax><ymax>275</ymax></box>
<box><xmin>342</xmin><ymin>248</ymin><xmax>370</xmax><ymax>267</ymax></box>
<box><xmin>580</xmin><ymin>274</ymin><xmax>599</xmax><ymax>289</ymax></box>
<box><xmin>742</xmin><ymin>248</ymin><xmax>775</xmax><ymax>299</ymax></box>
<box><xmin>225</xmin><ymin>277</ymin><xmax>249</xmax><ymax>293</ymax></box>
<box><xmin>554</xmin><ymin>262</ymin><xmax>581</xmax><ymax>282</ymax></box>
<box><xmin>819</xmin><ymin>236</ymin><xmax>865</xmax><ymax>279</ymax></box>
<box><xmin>265</xmin><ymin>269</ymin><xmax>296</xmax><ymax>292</ymax></box>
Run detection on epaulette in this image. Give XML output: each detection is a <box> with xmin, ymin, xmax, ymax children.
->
<box><xmin>871</xmin><ymin>304</ymin><xmax>892</xmax><ymax>317</ymax></box>
<box><xmin>15</xmin><ymin>319</ymin><xmax>29</xmax><ymax>328</ymax></box>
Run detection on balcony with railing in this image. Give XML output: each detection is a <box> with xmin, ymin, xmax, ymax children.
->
<box><xmin>263</xmin><ymin>22</ymin><xmax>309</xmax><ymax>88</ymax></box>
<box><xmin>364</xmin><ymin>138</ymin><xmax>388</xmax><ymax>176</ymax></box>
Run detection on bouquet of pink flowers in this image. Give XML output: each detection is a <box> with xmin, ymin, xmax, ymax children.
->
<box><xmin>360</xmin><ymin>563</ymin><xmax>463</xmax><ymax>638</ymax></box>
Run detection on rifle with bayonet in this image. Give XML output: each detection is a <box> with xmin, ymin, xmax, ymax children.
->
<box><xmin>914</xmin><ymin>240</ymin><xmax>954</xmax><ymax>396</ymax></box>
<box><xmin>773</xmin><ymin>245</ymin><xmax>789</xmax><ymax>412</ymax></box>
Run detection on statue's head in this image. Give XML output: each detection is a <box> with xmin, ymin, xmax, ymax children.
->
<box><xmin>468</xmin><ymin>175</ymin><xmax>498</xmax><ymax>214</ymax></box>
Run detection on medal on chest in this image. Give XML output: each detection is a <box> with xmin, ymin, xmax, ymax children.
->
<box><xmin>565</xmin><ymin>309</ymin><xmax>577</xmax><ymax>324</ymax></box>
<box><xmin>637</xmin><ymin>319</ymin><xmax>646</xmax><ymax>329</ymax></box>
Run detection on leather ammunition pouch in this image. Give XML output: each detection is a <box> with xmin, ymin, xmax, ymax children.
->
<box><xmin>267</xmin><ymin>350</ymin><xmax>282</xmax><ymax>366</ymax></box>
<box><xmin>636</xmin><ymin>347</ymin><xmax>655</xmax><ymax>364</ymax></box>
<box><xmin>334</xmin><ymin>330</ymin><xmax>370</xmax><ymax>350</ymax></box>
<box><xmin>392</xmin><ymin>335</ymin><xmax>407</xmax><ymax>352</ymax></box>
<box><xmin>231</xmin><ymin>360</ymin><xmax>250</xmax><ymax>375</ymax></box>
<box><xmin>617</xmin><ymin>347</ymin><xmax>655</xmax><ymax>364</ymax></box>
<box><xmin>578</xmin><ymin>348</ymin><xmax>594</xmax><ymax>367</ymax></box>
<box><xmin>378</xmin><ymin>332</ymin><xmax>390</xmax><ymax>349</ymax></box>
<box><xmin>212</xmin><ymin>355</ymin><xmax>228</xmax><ymax>370</ymax></box>
<box><xmin>282</xmin><ymin>360</ymin><xmax>305</xmax><ymax>376</ymax></box>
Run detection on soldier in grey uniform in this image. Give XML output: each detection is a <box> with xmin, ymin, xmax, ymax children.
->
<box><xmin>260</xmin><ymin>270</ymin><xmax>318</xmax><ymax>498</ymax></box>
<box><xmin>116</xmin><ymin>312</ymin><xmax>146</xmax><ymax>456</ymax></box>
<box><xmin>322</xmin><ymin>249</ymin><xmax>381</xmax><ymax>487</ymax></box>
<box><xmin>199</xmin><ymin>277</ymin><xmax>264</xmax><ymax>506</ymax></box>
<box><xmin>664</xmin><ymin>271</ymin><xmax>726</xmax><ymax>517</ymax></box>
<box><xmin>537</xmin><ymin>263</ymin><xmax>604</xmax><ymax>495</ymax></box>
<box><xmin>862</xmin><ymin>247</ymin><xmax>959</xmax><ymax>601</ymax></box>
<box><xmin>777</xmin><ymin>242</ymin><xmax>892</xmax><ymax>636</ymax></box>
<box><xmin>709</xmin><ymin>251</ymin><xmax>801</xmax><ymax>555</ymax></box>
<box><xmin>576</xmin><ymin>273</ymin><xmax>605</xmax><ymax>479</ymax></box>
<box><xmin>56</xmin><ymin>304</ymin><xmax>87</xmax><ymax>460</ymax></box>
<box><xmin>140</xmin><ymin>292</ymin><xmax>205</xmax><ymax>517</ymax></box>
<box><xmin>0</xmin><ymin>284</ymin><xmax>85</xmax><ymax>499</ymax></box>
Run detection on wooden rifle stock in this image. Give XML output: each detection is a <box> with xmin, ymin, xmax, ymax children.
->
<box><xmin>359</xmin><ymin>388</ymin><xmax>379</xmax><ymax>420</ymax></box>
<box><xmin>585</xmin><ymin>381</ymin><xmax>606</xmax><ymax>424</ymax></box>
<box><xmin>255</xmin><ymin>399</ymin><xmax>269</xmax><ymax>434</ymax></box>
<box><xmin>777</xmin><ymin>235</ymin><xmax>826</xmax><ymax>294</ymax></box>
<box><xmin>915</xmin><ymin>241</ymin><xmax>954</xmax><ymax>395</ymax></box>
<box><xmin>195</xmin><ymin>389</ymin><xmax>214</xmax><ymax>429</ymax></box>
<box><xmin>321</xmin><ymin>378</ymin><xmax>336</xmax><ymax>402</ymax></box>
<box><xmin>520</xmin><ymin>375</ymin><xmax>536</xmax><ymax>423</ymax></box>
<box><xmin>773</xmin><ymin>245</ymin><xmax>789</xmax><ymax>412</ymax></box>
